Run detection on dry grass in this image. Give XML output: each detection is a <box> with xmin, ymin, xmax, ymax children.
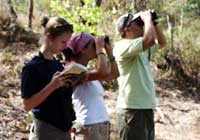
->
<box><xmin>0</xmin><ymin>43</ymin><xmax>38</xmax><ymax>139</ymax></box>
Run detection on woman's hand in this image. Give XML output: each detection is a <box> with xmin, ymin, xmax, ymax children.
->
<box><xmin>50</xmin><ymin>72</ymin><xmax>66</xmax><ymax>89</ymax></box>
<box><xmin>95</xmin><ymin>36</ymin><xmax>105</xmax><ymax>54</ymax></box>
<box><xmin>50</xmin><ymin>72</ymin><xmax>82</xmax><ymax>89</ymax></box>
<box><xmin>104</xmin><ymin>43</ymin><xmax>113</xmax><ymax>58</ymax></box>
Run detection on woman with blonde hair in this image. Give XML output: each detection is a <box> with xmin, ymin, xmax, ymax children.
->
<box><xmin>21</xmin><ymin>17</ymin><xmax>79</xmax><ymax>140</ymax></box>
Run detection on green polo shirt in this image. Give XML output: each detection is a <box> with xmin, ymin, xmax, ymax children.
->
<box><xmin>113</xmin><ymin>37</ymin><xmax>159</xmax><ymax>109</ymax></box>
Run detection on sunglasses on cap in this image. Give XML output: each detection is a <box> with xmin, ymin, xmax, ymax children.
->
<box><xmin>122</xmin><ymin>13</ymin><xmax>134</xmax><ymax>28</ymax></box>
<box><xmin>122</xmin><ymin>13</ymin><xmax>144</xmax><ymax>28</ymax></box>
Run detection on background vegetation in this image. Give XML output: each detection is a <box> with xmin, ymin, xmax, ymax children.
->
<box><xmin>1</xmin><ymin>0</ymin><xmax>199</xmax><ymax>84</ymax></box>
<box><xmin>0</xmin><ymin>0</ymin><xmax>199</xmax><ymax>139</ymax></box>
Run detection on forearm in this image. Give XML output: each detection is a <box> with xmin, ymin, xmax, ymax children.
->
<box><xmin>155</xmin><ymin>25</ymin><xmax>167</xmax><ymax>48</ymax></box>
<box><xmin>109</xmin><ymin>60</ymin><xmax>119</xmax><ymax>79</ymax></box>
<box><xmin>86</xmin><ymin>53</ymin><xmax>109</xmax><ymax>81</ymax></box>
<box><xmin>105</xmin><ymin>52</ymin><xmax>119</xmax><ymax>80</ymax></box>
<box><xmin>143</xmin><ymin>19</ymin><xmax>156</xmax><ymax>50</ymax></box>
<box><xmin>101</xmin><ymin>60</ymin><xmax>119</xmax><ymax>81</ymax></box>
<box><xmin>23</xmin><ymin>83</ymin><xmax>55</xmax><ymax>111</ymax></box>
<box><xmin>96</xmin><ymin>51</ymin><xmax>110</xmax><ymax>75</ymax></box>
<box><xmin>99</xmin><ymin>47</ymin><xmax>119</xmax><ymax>81</ymax></box>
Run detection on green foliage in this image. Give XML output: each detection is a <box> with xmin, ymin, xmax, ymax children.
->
<box><xmin>12</xmin><ymin>0</ymin><xmax>51</xmax><ymax>15</ymax></box>
<box><xmin>186</xmin><ymin>0</ymin><xmax>200</xmax><ymax>15</ymax></box>
<box><xmin>2</xmin><ymin>0</ymin><xmax>200</xmax><ymax>88</ymax></box>
<box><xmin>177</xmin><ymin>18</ymin><xmax>200</xmax><ymax>72</ymax></box>
<box><xmin>12</xmin><ymin>0</ymin><xmax>28</xmax><ymax>14</ymax></box>
<box><xmin>50</xmin><ymin>0</ymin><xmax>104</xmax><ymax>35</ymax></box>
<box><xmin>153</xmin><ymin>13</ymin><xmax>200</xmax><ymax>77</ymax></box>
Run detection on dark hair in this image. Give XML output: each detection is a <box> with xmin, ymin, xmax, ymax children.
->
<box><xmin>41</xmin><ymin>16</ymin><xmax>73</xmax><ymax>39</ymax></box>
<box><xmin>62</xmin><ymin>48</ymin><xmax>75</xmax><ymax>62</ymax></box>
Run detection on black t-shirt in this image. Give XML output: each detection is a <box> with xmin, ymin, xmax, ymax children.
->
<box><xmin>21</xmin><ymin>53</ymin><xmax>75</xmax><ymax>132</ymax></box>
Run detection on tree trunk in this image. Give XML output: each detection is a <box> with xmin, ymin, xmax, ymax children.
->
<box><xmin>6</xmin><ymin>0</ymin><xmax>18</xmax><ymax>41</ymax></box>
<box><xmin>134</xmin><ymin>0</ymin><xmax>147</xmax><ymax>12</ymax></box>
<box><xmin>48</xmin><ymin>0</ymin><xmax>51</xmax><ymax>16</ymax></box>
<box><xmin>7</xmin><ymin>0</ymin><xmax>17</xmax><ymax>21</ymax></box>
<box><xmin>28</xmin><ymin>0</ymin><xmax>34</xmax><ymax>31</ymax></box>
<box><xmin>96</xmin><ymin>0</ymin><xmax>102</xmax><ymax>7</ymax></box>
<box><xmin>125</xmin><ymin>0</ymin><xmax>129</xmax><ymax>10</ymax></box>
<box><xmin>114</xmin><ymin>0</ymin><xmax>119</xmax><ymax>11</ymax></box>
<box><xmin>179</xmin><ymin>8</ymin><xmax>184</xmax><ymax>34</ymax></box>
<box><xmin>80</xmin><ymin>0</ymin><xmax>84</xmax><ymax>6</ymax></box>
<box><xmin>167</xmin><ymin>15</ymin><xmax>175</xmax><ymax>50</ymax></box>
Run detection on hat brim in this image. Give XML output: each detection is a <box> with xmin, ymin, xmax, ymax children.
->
<box><xmin>130</xmin><ymin>12</ymin><xmax>141</xmax><ymax>22</ymax></box>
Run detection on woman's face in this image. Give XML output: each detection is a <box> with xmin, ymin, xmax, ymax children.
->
<box><xmin>84</xmin><ymin>40</ymin><xmax>96</xmax><ymax>60</ymax></box>
<box><xmin>50</xmin><ymin>32</ymin><xmax>72</xmax><ymax>55</ymax></box>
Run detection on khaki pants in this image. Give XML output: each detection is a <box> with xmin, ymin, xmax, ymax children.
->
<box><xmin>74</xmin><ymin>121</ymin><xmax>110</xmax><ymax>140</ymax></box>
<box><xmin>29</xmin><ymin>119</ymin><xmax>71</xmax><ymax>140</ymax></box>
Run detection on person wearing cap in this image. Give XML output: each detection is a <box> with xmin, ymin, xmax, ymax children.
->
<box><xmin>62</xmin><ymin>32</ymin><xmax>119</xmax><ymax>140</ymax></box>
<box><xmin>21</xmin><ymin>17</ymin><xmax>80</xmax><ymax>140</ymax></box>
<box><xmin>113</xmin><ymin>10</ymin><xmax>166</xmax><ymax>140</ymax></box>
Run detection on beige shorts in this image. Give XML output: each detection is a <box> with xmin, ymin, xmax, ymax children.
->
<box><xmin>73</xmin><ymin>121</ymin><xmax>110</xmax><ymax>140</ymax></box>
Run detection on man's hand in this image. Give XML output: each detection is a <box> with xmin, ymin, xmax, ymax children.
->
<box><xmin>140</xmin><ymin>10</ymin><xmax>152</xmax><ymax>23</ymax></box>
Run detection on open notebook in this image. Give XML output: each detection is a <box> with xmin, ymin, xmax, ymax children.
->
<box><xmin>62</xmin><ymin>62</ymin><xmax>87</xmax><ymax>74</ymax></box>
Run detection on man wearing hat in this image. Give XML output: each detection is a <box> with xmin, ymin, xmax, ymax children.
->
<box><xmin>113</xmin><ymin>10</ymin><xmax>166</xmax><ymax>140</ymax></box>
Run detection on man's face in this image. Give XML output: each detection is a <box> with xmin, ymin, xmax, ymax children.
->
<box><xmin>129</xmin><ymin>20</ymin><xmax>144</xmax><ymax>36</ymax></box>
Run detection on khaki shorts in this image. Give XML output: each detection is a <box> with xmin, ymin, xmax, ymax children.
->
<box><xmin>73</xmin><ymin>121</ymin><xmax>110</xmax><ymax>140</ymax></box>
<box><xmin>29</xmin><ymin>119</ymin><xmax>71</xmax><ymax>140</ymax></box>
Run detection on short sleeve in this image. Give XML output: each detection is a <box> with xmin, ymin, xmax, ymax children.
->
<box><xmin>150</xmin><ymin>43</ymin><xmax>159</xmax><ymax>54</ymax></box>
<box><xmin>114</xmin><ymin>38</ymin><xmax>143</xmax><ymax>60</ymax></box>
<box><xmin>21</xmin><ymin>65</ymin><xmax>39</xmax><ymax>98</ymax></box>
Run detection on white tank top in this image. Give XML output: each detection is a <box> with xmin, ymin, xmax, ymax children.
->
<box><xmin>72</xmin><ymin>69</ymin><xmax>109</xmax><ymax>125</ymax></box>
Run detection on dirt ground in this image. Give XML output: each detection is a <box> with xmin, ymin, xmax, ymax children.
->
<box><xmin>1</xmin><ymin>83</ymin><xmax>200</xmax><ymax>140</ymax></box>
<box><xmin>105</xmin><ymin>81</ymin><xmax>200</xmax><ymax>140</ymax></box>
<box><xmin>0</xmin><ymin>45</ymin><xmax>200</xmax><ymax>140</ymax></box>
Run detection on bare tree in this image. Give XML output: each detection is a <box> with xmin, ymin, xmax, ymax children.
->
<box><xmin>114</xmin><ymin>0</ymin><xmax>120</xmax><ymax>11</ymax></box>
<box><xmin>6</xmin><ymin>0</ymin><xmax>18</xmax><ymax>41</ymax></box>
<box><xmin>80</xmin><ymin>0</ymin><xmax>84</xmax><ymax>6</ymax></box>
<box><xmin>123</xmin><ymin>0</ymin><xmax>129</xmax><ymax>11</ymax></box>
<box><xmin>7</xmin><ymin>0</ymin><xmax>17</xmax><ymax>21</ymax></box>
<box><xmin>179</xmin><ymin>7</ymin><xmax>184</xmax><ymax>34</ymax></box>
<box><xmin>167</xmin><ymin>15</ymin><xmax>175</xmax><ymax>49</ymax></box>
<box><xmin>28</xmin><ymin>0</ymin><xmax>34</xmax><ymax>31</ymax></box>
<box><xmin>48</xmin><ymin>0</ymin><xmax>51</xmax><ymax>16</ymax></box>
<box><xmin>96</xmin><ymin>0</ymin><xmax>102</xmax><ymax>7</ymax></box>
<box><xmin>134</xmin><ymin>0</ymin><xmax>147</xmax><ymax>12</ymax></box>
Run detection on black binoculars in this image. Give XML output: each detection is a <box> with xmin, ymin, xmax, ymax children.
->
<box><xmin>104</xmin><ymin>36</ymin><xmax>110</xmax><ymax>44</ymax></box>
<box><xmin>135</xmin><ymin>10</ymin><xmax>159</xmax><ymax>26</ymax></box>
